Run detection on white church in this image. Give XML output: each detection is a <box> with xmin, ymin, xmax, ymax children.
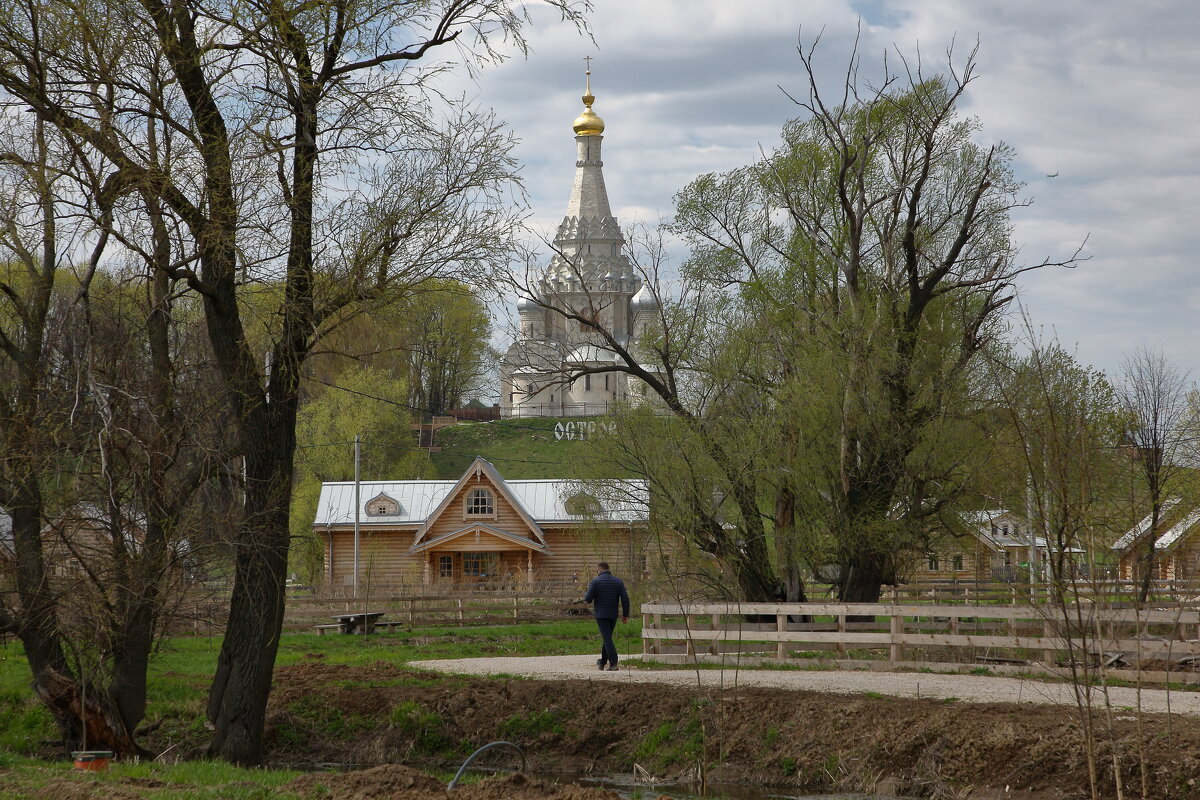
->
<box><xmin>499</xmin><ymin>69</ymin><xmax>659</xmax><ymax>419</ymax></box>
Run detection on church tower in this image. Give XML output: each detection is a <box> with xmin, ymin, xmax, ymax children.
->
<box><xmin>500</xmin><ymin>65</ymin><xmax>658</xmax><ymax>418</ymax></box>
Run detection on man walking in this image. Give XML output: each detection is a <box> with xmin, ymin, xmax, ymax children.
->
<box><xmin>583</xmin><ymin>561</ymin><xmax>630</xmax><ymax>671</ymax></box>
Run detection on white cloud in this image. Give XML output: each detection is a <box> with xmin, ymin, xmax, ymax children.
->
<box><xmin>453</xmin><ymin>0</ymin><xmax>1200</xmax><ymax>382</ymax></box>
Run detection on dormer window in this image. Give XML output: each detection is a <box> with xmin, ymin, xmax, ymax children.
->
<box><xmin>365</xmin><ymin>493</ymin><xmax>400</xmax><ymax>516</ymax></box>
<box><xmin>466</xmin><ymin>487</ymin><xmax>494</xmax><ymax>517</ymax></box>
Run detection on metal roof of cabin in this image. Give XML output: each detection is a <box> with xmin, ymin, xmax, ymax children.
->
<box><xmin>1154</xmin><ymin>508</ymin><xmax>1200</xmax><ymax>551</ymax></box>
<box><xmin>313</xmin><ymin>478</ymin><xmax>648</xmax><ymax>527</ymax></box>
<box><xmin>1112</xmin><ymin>497</ymin><xmax>1184</xmax><ymax>551</ymax></box>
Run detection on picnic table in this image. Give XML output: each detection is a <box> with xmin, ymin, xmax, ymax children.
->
<box><xmin>331</xmin><ymin>611</ymin><xmax>385</xmax><ymax>635</ymax></box>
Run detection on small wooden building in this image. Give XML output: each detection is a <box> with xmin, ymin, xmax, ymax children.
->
<box><xmin>911</xmin><ymin>510</ymin><xmax>1083</xmax><ymax>583</ymax></box>
<box><xmin>313</xmin><ymin>457</ymin><xmax>650</xmax><ymax>589</ymax></box>
<box><xmin>1113</xmin><ymin>498</ymin><xmax>1200</xmax><ymax>582</ymax></box>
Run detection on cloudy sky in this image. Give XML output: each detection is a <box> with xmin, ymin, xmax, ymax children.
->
<box><xmin>446</xmin><ymin>0</ymin><xmax>1200</xmax><ymax>384</ymax></box>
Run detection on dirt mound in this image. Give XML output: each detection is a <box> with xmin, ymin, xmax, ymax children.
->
<box><xmin>33</xmin><ymin>779</ymin><xmax>162</xmax><ymax>800</ymax></box>
<box><xmin>285</xmin><ymin>765</ymin><xmax>618</xmax><ymax>800</ymax></box>
<box><xmin>250</xmin><ymin>661</ymin><xmax>1200</xmax><ymax>799</ymax></box>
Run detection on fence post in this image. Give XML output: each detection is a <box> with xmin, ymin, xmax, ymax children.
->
<box><xmin>643</xmin><ymin>612</ymin><xmax>653</xmax><ymax>655</ymax></box>
<box><xmin>513</xmin><ymin>594</ymin><xmax>518</xmax><ymax>622</ymax></box>
<box><xmin>837</xmin><ymin>612</ymin><xmax>847</xmax><ymax>658</ymax></box>
<box><xmin>890</xmin><ymin>609</ymin><xmax>903</xmax><ymax>664</ymax></box>
<box><xmin>685</xmin><ymin>614</ymin><xmax>696</xmax><ymax>657</ymax></box>
<box><xmin>710</xmin><ymin>613</ymin><xmax>720</xmax><ymax>655</ymax></box>
<box><xmin>408</xmin><ymin>597</ymin><xmax>415</xmax><ymax>624</ymax></box>
<box><xmin>1042</xmin><ymin>618</ymin><xmax>1056</xmax><ymax>667</ymax></box>
<box><xmin>777</xmin><ymin>613</ymin><xmax>787</xmax><ymax>660</ymax></box>
<box><xmin>457</xmin><ymin>598</ymin><xmax>464</xmax><ymax>627</ymax></box>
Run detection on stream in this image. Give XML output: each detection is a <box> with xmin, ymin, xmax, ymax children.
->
<box><xmin>272</xmin><ymin>763</ymin><xmax>891</xmax><ymax>800</ymax></box>
<box><xmin>544</xmin><ymin>770</ymin><xmax>887</xmax><ymax>799</ymax></box>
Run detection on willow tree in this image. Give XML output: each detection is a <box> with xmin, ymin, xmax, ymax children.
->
<box><xmin>517</xmin><ymin>40</ymin><xmax>1079</xmax><ymax>604</ymax></box>
<box><xmin>666</xmin><ymin>40</ymin><xmax>1087</xmax><ymax>602</ymax></box>
<box><xmin>0</xmin><ymin>0</ymin><xmax>579</xmax><ymax>763</ymax></box>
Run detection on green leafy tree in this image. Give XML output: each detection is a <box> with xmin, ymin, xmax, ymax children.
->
<box><xmin>291</xmin><ymin>365</ymin><xmax>432</xmax><ymax>582</ymax></box>
<box><xmin>521</xmin><ymin>41</ymin><xmax>1081</xmax><ymax>603</ymax></box>
<box><xmin>395</xmin><ymin>282</ymin><xmax>492</xmax><ymax>416</ymax></box>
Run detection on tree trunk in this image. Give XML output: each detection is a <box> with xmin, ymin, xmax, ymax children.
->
<box><xmin>205</xmin><ymin>424</ymin><xmax>295</xmax><ymax>765</ymax></box>
<box><xmin>838</xmin><ymin>558</ymin><xmax>887</xmax><ymax>604</ymax></box>
<box><xmin>107</xmin><ymin>515</ymin><xmax>171</xmax><ymax>738</ymax></box>
<box><xmin>1137</xmin><ymin>502</ymin><xmax>1160</xmax><ymax>605</ymax></box>
<box><xmin>8</xmin><ymin>493</ymin><xmax>83</xmax><ymax>751</ymax></box>
<box><xmin>773</xmin><ymin>487</ymin><xmax>808</xmax><ymax>603</ymax></box>
<box><xmin>34</xmin><ymin>667</ymin><xmax>150</xmax><ymax>758</ymax></box>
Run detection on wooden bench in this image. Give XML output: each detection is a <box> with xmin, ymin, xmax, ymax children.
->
<box><xmin>313</xmin><ymin>624</ymin><xmax>342</xmax><ymax>635</ymax></box>
<box><xmin>373</xmin><ymin>621</ymin><xmax>407</xmax><ymax>633</ymax></box>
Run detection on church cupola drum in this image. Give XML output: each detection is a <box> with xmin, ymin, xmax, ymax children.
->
<box><xmin>500</xmin><ymin>63</ymin><xmax>658</xmax><ymax>419</ymax></box>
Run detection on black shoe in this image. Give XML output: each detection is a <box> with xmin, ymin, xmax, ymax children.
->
<box><xmin>597</xmin><ymin>659</ymin><xmax>606</xmax><ymax>670</ymax></box>
<box><xmin>607</xmin><ymin>665</ymin><xmax>619</xmax><ymax>671</ymax></box>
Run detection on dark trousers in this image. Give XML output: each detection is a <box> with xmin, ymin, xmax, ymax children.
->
<box><xmin>596</xmin><ymin>617</ymin><xmax>619</xmax><ymax>666</ymax></box>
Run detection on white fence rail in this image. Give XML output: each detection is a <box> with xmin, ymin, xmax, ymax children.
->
<box><xmin>641</xmin><ymin>601</ymin><xmax>1200</xmax><ymax>679</ymax></box>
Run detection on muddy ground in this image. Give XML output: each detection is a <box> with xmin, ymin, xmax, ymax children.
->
<box><xmin>28</xmin><ymin>660</ymin><xmax>1200</xmax><ymax>799</ymax></box>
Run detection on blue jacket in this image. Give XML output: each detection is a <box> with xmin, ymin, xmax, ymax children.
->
<box><xmin>583</xmin><ymin>571</ymin><xmax>630</xmax><ymax>619</ymax></box>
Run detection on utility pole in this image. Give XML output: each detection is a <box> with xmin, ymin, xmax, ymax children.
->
<box><xmin>1026</xmin><ymin>475</ymin><xmax>1039</xmax><ymax>602</ymax></box>
<box><xmin>353</xmin><ymin>434</ymin><xmax>361</xmax><ymax>598</ymax></box>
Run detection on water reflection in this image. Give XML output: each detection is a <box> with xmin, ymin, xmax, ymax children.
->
<box><xmin>270</xmin><ymin>763</ymin><xmax>889</xmax><ymax>800</ymax></box>
<box><xmin>556</xmin><ymin>770</ymin><xmax>887</xmax><ymax>800</ymax></box>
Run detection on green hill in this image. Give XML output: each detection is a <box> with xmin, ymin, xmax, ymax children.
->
<box><xmin>430</xmin><ymin>417</ymin><xmax>627</xmax><ymax>479</ymax></box>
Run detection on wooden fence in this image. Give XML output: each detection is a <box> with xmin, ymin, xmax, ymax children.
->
<box><xmin>281</xmin><ymin>589</ymin><xmax>588</xmax><ymax>632</ymax></box>
<box><xmin>641</xmin><ymin>601</ymin><xmax>1200</xmax><ymax>682</ymax></box>
<box><xmin>809</xmin><ymin>580</ymin><xmax>1200</xmax><ymax>606</ymax></box>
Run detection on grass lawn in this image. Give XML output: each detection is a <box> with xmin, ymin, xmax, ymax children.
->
<box><xmin>430</xmin><ymin>418</ymin><xmax>628</xmax><ymax>479</ymax></box>
<box><xmin>0</xmin><ymin>618</ymin><xmax>642</xmax><ymax>757</ymax></box>
<box><xmin>0</xmin><ymin>752</ymin><xmax>306</xmax><ymax>800</ymax></box>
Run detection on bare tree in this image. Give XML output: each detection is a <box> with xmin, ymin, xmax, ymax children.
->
<box><xmin>0</xmin><ymin>109</ymin><xmax>113</xmax><ymax>751</ymax></box>
<box><xmin>989</xmin><ymin>332</ymin><xmax>1130</xmax><ymax>800</ymax></box>
<box><xmin>0</xmin><ymin>0</ymin><xmax>584</xmax><ymax>763</ymax></box>
<box><xmin>0</xmin><ymin>96</ymin><xmax>231</xmax><ymax>755</ymax></box>
<box><xmin>1119</xmin><ymin>347</ymin><xmax>1195</xmax><ymax>604</ymax></box>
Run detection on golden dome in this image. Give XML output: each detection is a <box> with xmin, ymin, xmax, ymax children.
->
<box><xmin>573</xmin><ymin>103</ymin><xmax>604</xmax><ymax>136</ymax></box>
<box><xmin>572</xmin><ymin>65</ymin><xmax>604</xmax><ymax>136</ymax></box>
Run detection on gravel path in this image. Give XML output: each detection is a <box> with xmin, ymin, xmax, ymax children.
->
<box><xmin>410</xmin><ymin>654</ymin><xmax>1200</xmax><ymax>716</ymax></box>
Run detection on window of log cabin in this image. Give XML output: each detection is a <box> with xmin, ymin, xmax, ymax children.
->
<box><xmin>438</xmin><ymin>554</ymin><xmax>454</xmax><ymax>578</ymax></box>
<box><xmin>366</xmin><ymin>493</ymin><xmax>399</xmax><ymax>516</ymax></box>
<box><xmin>926</xmin><ymin>554</ymin><xmax>939</xmax><ymax>571</ymax></box>
<box><xmin>463</xmin><ymin>552</ymin><xmax>500</xmax><ymax>578</ymax></box>
<box><xmin>952</xmin><ymin>555</ymin><xmax>964</xmax><ymax>571</ymax></box>
<box><xmin>465</xmin><ymin>487</ymin><xmax>495</xmax><ymax>517</ymax></box>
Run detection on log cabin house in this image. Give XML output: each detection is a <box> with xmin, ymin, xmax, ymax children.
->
<box><xmin>313</xmin><ymin>457</ymin><xmax>650</xmax><ymax>588</ymax></box>
<box><xmin>0</xmin><ymin>503</ymin><xmax>150</xmax><ymax>579</ymax></box>
<box><xmin>0</xmin><ymin>503</ymin><xmax>192</xmax><ymax>600</ymax></box>
<box><xmin>911</xmin><ymin>509</ymin><xmax>1084</xmax><ymax>583</ymax></box>
<box><xmin>1113</xmin><ymin>498</ymin><xmax>1200</xmax><ymax>581</ymax></box>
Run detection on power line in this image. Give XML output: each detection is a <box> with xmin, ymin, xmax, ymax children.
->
<box><xmin>298</xmin><ymin>436</ymin><xmax>571</xmax><ymax>467</ymax></box>
<box><xmin>359</xmin><ymin>438</ymin><xmax>569</xmax><ymax>467</ymax></box>
<box><xmin>303</xmin><ymin>374</ymin><xmax>591</xmax><ymax>436</ymax></box>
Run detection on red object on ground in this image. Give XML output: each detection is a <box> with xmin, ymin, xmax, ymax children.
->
<box><xmin>72</xmin><ymin>751</ymin><xmax>113</xmax><ymax>771</ymax></box>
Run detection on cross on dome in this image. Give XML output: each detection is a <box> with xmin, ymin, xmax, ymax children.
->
<box><xmin>573</xmin><ymin>57</ymin><xmax>604</xmax><ymax>136</ymax></box>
